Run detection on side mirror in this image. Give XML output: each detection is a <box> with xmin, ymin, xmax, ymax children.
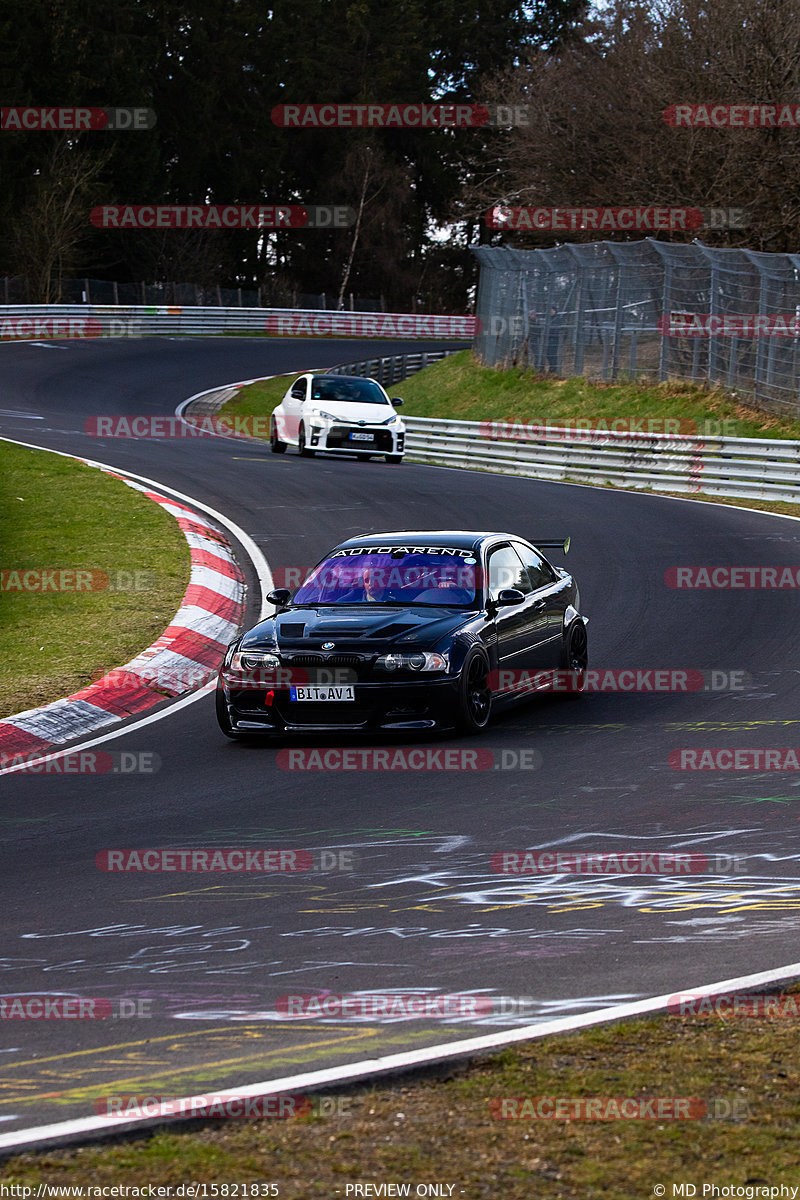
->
<box><xmin>267</xmin><ymin>588</ymin><xmax>291</xmax><ymax>607</ymax></box>
<box><xmin>495</xmin><ymin>588</ymin><xmax>526</xmax><ymax>607</ymax></box>
<box><xmin>390</xmin><ymin>397</ymin><xmax>404</xmax><ymax>407</ymax></box>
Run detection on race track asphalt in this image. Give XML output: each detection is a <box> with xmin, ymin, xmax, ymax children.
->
<box><xmin>2</xmin><ymin>335</ymin><xmax>800</xmax><ymax>1139</ymax></box>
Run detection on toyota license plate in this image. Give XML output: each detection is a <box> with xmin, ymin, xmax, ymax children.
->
<box><xmin>290</xmin><ymin>685</ymin><xmax>355</xmax><ymax>702</ymax></box>
<box><xmin>350</xmin><ymin>432</ymin><xmax>374</xmax><ymax>441</ymax></box>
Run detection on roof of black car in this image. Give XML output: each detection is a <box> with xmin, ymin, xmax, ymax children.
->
<box><xmin>334</xmin><ymin>531</ymin><xmax>512</xmax><ymax>551</ymax></box>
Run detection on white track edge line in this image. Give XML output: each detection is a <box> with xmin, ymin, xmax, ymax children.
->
<box><xmin>2</xmin><ymin>957</ymin><xmax>800</xmax><ymax>1152</ymax></box>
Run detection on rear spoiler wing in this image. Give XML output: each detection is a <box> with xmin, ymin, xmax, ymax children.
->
<box><xmin>535</xmin><ymin>537</ymin><xmax>571</xmax><ymax>555</ymax></box>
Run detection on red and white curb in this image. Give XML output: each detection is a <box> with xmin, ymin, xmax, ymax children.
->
<box><xmin>0</xmin><ymin>463</ymin><xmax>245</xmax><ymax>762</ymax></box>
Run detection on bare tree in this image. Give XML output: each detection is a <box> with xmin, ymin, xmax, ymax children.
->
<box><xmin>336</xmin><ymin>142</ymin><xmax>375</xmax><ymax>311</ymax></box>
<box><xmin>468</xmin><ymin>0</ymin><xmax>800</xmax><ymax>251</ymax></box>
<box><xmin>8</xmin><ymin>141</ymin><xmax>111</xmax><ymax>301</ymax></box>
<box><xmin>328</xmin><ymin>137</ymin><xmax>414</xmax><ymax>310</ymax></box>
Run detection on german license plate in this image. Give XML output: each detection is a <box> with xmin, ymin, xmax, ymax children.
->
<box><xmin>350</xmin><ymin>431</ymin><xmax>374</xmax><ymax>441</ymax></box>
<box><xmin>290</xmin><ymin>685</ymin><xmax>355</xmax><ymax>702</ymax></box>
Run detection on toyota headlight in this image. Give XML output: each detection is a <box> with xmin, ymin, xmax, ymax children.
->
<box><xmin>316</xmin><ymin>409</ymin><xmax>344</xmax><ymax>422</ymax></box>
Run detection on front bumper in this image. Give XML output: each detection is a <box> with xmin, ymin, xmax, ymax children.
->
<box><xmin>309</xmin><ymin>422</ymin><xmax>405</xmax><ymax>455</ymax></box>
<box><xmin>219</xmin><ymin>676</ymin><xmax>457</xmax><ymax>734</ymax></box>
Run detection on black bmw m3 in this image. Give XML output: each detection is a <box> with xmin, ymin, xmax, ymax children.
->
<box><xmin>216</xmin><ymin>530</ymin><xmax>588</xmax><ymax>739</ymax></box>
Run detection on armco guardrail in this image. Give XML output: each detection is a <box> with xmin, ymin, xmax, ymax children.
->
<box><xmin>401</xmin><ymin>417</ymin><xmax>800</xmax><ymax>503</ymax></box>
<box><xmin>0</xmin><ymin>305</ymin><xmax>475</xmax><ymax>340</ymax></box>
<box><xmin>326</xmin><ymin>350</ymin><xmax>454</xmax><ymax>387</ymax></box>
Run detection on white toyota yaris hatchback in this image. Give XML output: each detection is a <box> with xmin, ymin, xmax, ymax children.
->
<box><xmin>269</xmin><ymin>374</ymin><xmax>406</xmax><ymax>462</ymax></box>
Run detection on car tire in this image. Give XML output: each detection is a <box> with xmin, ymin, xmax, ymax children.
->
<box><xmin>298</xmin><ymin>425</ymin><xmax>315</xmax><ymax>456</ymax></box>
<box><xmin>385</xmin><ymin>454</ymin><xmax>403</xmax><ymax>464</ymax></box>
<box><xmin>270</xmin><ymin>418</ymin><xmax>287</xmax><ymax>454</ymax></box>
<box><xmin>453</xmin><ymin>647</ymin><xmax>492</xmax><ymax>734</ymax></box>
<box><xmin>216</xmin><ymin>687</ymin><xmax>240</xmax><ymax>739</ymax></box>
<box><xmin>557</xmin><ymin>619</ymin><xmax>588</xmax><ymax>698</ymax></box>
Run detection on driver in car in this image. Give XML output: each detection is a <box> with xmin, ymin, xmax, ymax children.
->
<box><xmin>362</xmin><ymin>564</ymin><xmax>388</xmax><ymax>601</ymax></box>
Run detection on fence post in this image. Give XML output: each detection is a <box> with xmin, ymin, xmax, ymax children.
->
<box><xmin>610</xmin><ymin>265</ymin><xmax>624</xmax><ymax>381</ymax></box>
<box><xmin>658</xmin><ymin>262</ymin><xmax>671</xmax><ymax>382</ymax></box>
<box><xmin>572</xmin><ymin>269</ymin><xmax>587</xmax><ymax>376</ymax></box>
<box><xmin>708</xmin><ymin>257</ymin><xmax>721</xmax><ymax>386</ymax></box>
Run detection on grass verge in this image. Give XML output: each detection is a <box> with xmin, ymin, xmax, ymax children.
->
<box><xmin>3</xmin><ymin>997</ymin><xmax>800</xmax><ymax>1195</ymax></box>
<box><xmin>0</xmin><ymin>441</ymin><xmax>190</xmax><ymax>718</ymax></box>
<box><xmin>397</xmin><ymin>351</ymin><xmax>800</xmax><ymax>439</ymax></box>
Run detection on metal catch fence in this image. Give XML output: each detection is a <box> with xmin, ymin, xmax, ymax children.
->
<box><xmin>473</xmin><ymin>239</ymin><xmax>800</xmax><ymax>413</ymax></box>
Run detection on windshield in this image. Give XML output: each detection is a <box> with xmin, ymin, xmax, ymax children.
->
<box><xmin>292</xmin><ymin>551</ymin><xmax>478</xmax><ymax>606</ymax></box>
<box><xmin>309</xmin><ymin>377</ymin><xmax>390</xmax><ymax>406</ymax></box>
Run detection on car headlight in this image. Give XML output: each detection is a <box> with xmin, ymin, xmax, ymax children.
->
<box><xmin>375</xmin><ymin>651</ymin><xmax>449</xmax><ymax>672</ymax></box>
<box><xmin>382</xmin><ymin>414</ymin><xmax>399</xmax><ymax>425</ymax></box>
<box><xmin>316</xmin><ymin>409</ymin><xmax>344</xmax><ymax>422</ymax></box>
<box><xmin>230</xmin><ymin>650</ymin><xmax>281</xmax><ymax>672</ymax></box>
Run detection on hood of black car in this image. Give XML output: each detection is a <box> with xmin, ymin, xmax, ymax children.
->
<box><xmin>240</xmin><ymin>605</ymin><xmax>473</xmax><ymax>649</ymax></box>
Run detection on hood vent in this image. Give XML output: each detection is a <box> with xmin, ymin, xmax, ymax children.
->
<box><xmin>278</xmin><ymin>623</ymin><xmax>306</xmax><ymax>638</ymax></box>
<box><xmin>374</xmin><ymin>623</ymin><xmax>416</xmax><ymax>638</ymax></box>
